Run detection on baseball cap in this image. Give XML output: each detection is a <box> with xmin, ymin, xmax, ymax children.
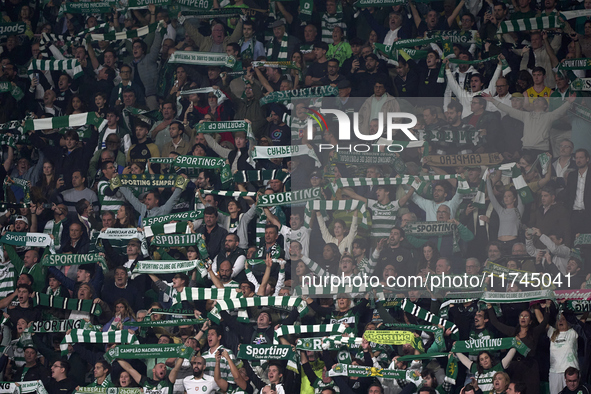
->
<box><xmin>15</xmin><ymin>215</ymin><xmax>29</xmax><ymax>225</ymax></box>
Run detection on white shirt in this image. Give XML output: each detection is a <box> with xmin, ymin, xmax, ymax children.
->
<box><xmin>384</xmin><ymin>27</ymin><xmax>401</xmax><ymax>46</ymax></box>
<box><xmin>280</xmin><ymin>225</ymin><xmax>311</xmax><ymax>259</ymax></box>
<box><xmin>182</xmin><ymin>375</ymin><xmax>218</xmax><ymax>394</ymax></box>
<box><xmin>553</xmin><ymin>158</ymin><xmax>571</xmax><ymax>179</ymax></box>
<box><xmin>574</xmin><ymin>168</ymin><xmax>587</xmax><ymax>210</ymax></box>
<box><xmin>495</xmin><ymin>93</ymin><xmax>512</xmax><ymax>117</ymax></box>
<box><xmin>547</xmin><ymin>327</ymin><xmax>579</xmax><ymax>373</ymax></box>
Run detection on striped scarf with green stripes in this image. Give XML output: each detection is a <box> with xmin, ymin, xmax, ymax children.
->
<box><xmin>60</xmin><ymin>330</ymin><xmax>138</xmax><ymax>355</ymax></box>
<box><xmin>208</xmin><ymin>296</ymin><xmax>309</xmax><ymax>324</ymax></box>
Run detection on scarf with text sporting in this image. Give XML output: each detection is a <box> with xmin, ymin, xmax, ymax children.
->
<box><xmin>558</xmin><ymin>58</ymin><xmax>591</xmax><ymax>71</ymax></box>
<box><xmin>233</xmin><ymin>170</ymin><xmax>291</xmax><ymax>186</ymax></box>
<box><xmin>498</xmin><ymin>16</ymin><xmax>563</xmax><ymax>33</ymax></box>
<box><xmin>362</xmin><ymin>330</ymin><xmax>415</xmax><ymax>345</ymax></box>
<box><xmin>201</xmin><ymin>190</ymin><xmax>256</xmax><ymax>198</ymax></box>
<box><xmin>168</xmin><ymin>51</ymin><xmax>237</xmax><ymax>69</ymax></box>
<box><xmin>24</xmin><ymin>112</ymin><xmax>106</xmax><ymax>132</ymax></box>
<box><xmin>423</xmin><ymin>153</ymin><xmax>504</xmax><ymax>167</ymax></box>
<box><xmin>150</xmin><ymin>233</ymin><xmax>203</xmax><ymax>247</ymax></box>
<box><xmin>144</xmin><ymin>221</ymin><xmax>188</xmax><ymax>238</ymax></box>
<box><xmin>90</xmin><ymin>21</ymin><xmax>163</xmax><ymax>41</ymax></box>
<box><xmin>32</xmin><ymin>293</ymin><xmax>102</xmax><ymax>316</ymax></box>
<box><xmin>28</xmin><ymin>59</ymin><xmax>83</xmax><ymax>79</ymax></box>
<box><xmin>25</xmin><ymin>319</ymin><xmax>85</xmax><ymax>333</ymax></box>
<box><xmin>251</xmin><ymin>145</ymin><xmax>322</xmax><ymax>168</ymax></box>
<box><xmin>274</xmin><ymin>324</ymin><xmax>347</xmax><ymax>340</ymax></box>
<box><xmin>237</xmin><ymin>344</ymin><xmax>295</xmax><ymax>361</ymax></box>
<box><xmin>257</xmin><ymin>187</ymin><xmax>322</xmax><ymax>207</ymax></box>
<box><xmin>60</xmin><ymin>330</ymin><xmax>138</xmax><ymax>355</ymax></box>
<box><xmin>122</xmin><ymin>317</ymin><xmax>205</xmax><ymax>327</ymax></box>
<box><xmin>1</xmin><ymin>232</ymin><xmax>53</xmax><ymax>249</ymax></box>
<box><xmin>303</xmin><ymin>199</ymin><xmax>369</xmax><ymax>229</ymax></box>
<box><xmin>172</xmin><ymin>156</ymin><xmax>232</xmax><ymax>185</ymax></box>
<box><xmin>110</xmin><ymin>174</ymin><xmax>189</xmax><ymax>190</ymax></box>
<box><xmin>266</xmin><ymin>33</ymin><xmax>289</xmax><ymax>60</ymax></box>
<box><xmin>41</xmin><ymin>253</ymin><xmax>107</xmax><ymax>271</ymax></box>
<box><xmin>174</xmin><ymin>287</ymin><xmax>243</xmax><ymax>306</ymax></box>
<box><xmin>0</xmin><ymin>22</ymin><xmax>26</xmax><ymax>37</ymax></box>
<box><xmin>142</xmin><ymin>210</ymin><xmax>203</xmax><ymax>227</ymax></box>
<box><xmin>0</xmin><ymin>82</ymin><xmax>24</xmax><ymax>101</ymax></box>
<box><xmin>259</xmin><ymin>86</ymin><xmax>338</xmax><ymax>106</ymax></box>
<box><xmin>103</xmin><ymin>343</ymin><xmax>193</xmax><ymax>363</ymax></box>
<box><xmin>404</xmin><ymin>221</ymin><xmax>457</xmax><ymax>237</ymax></box>
<box><xmin>452</xmin><ymin>337</ymin><xmax>530</xmax><ymax>356</ymax></box>
<box><xmin>76</xmin><ymin>389</ymin><xmax>141</xmax><ymax>394</ymax></box>
<box><xmin>401</xmin><ymin>299</ymin><xmax>459</xmax><ymax>334</ymax></box>
<box><xmin>132</xmin><ymin>259</ymin><xmax>201</xmax><ymax>274</ymax></box>
<box><xmin>3</xmin><ymin>177</ymin><xmax>31</xmax><ymax>204</ymax></box>
<box><xmin>208</xmin><ymin>296</ymin><xmax>309</xmax><ymax>324</ymax></box>
<box><xmin>0</xmin><ymin>381</ymin><xmax>48</xmax><ymax>394</ymax></box>
<box><xmin>329</xmin><ymin>364</ymin><xmax>423</xmax><ymax>381</ymax></box>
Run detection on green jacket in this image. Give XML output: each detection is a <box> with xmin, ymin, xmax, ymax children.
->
<box><xmin>6</xmin><ymin>245</ymin><xmax>47</xmax><ymax>293</ymax></box>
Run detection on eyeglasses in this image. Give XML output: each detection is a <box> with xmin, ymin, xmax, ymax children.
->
<box><xmin>107</xmin><ymin>140</ymin><xmax>119</xmax><ymax>145</ymax></box>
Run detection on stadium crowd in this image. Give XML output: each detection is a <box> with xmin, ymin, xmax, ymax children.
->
<box><xmin>1</xmin><ymin>0</ymin><xmax>591</xmax><ymax>394</ymax></box>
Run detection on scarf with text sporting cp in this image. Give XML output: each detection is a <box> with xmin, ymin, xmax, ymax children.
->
<box><xmin>174</xmin><ymin>287</ymin><xmax>242</xmax><ymax>306</ymax></box>
<box><xmin>103</xmin><ymin>343</ymin><xmax>193</xmax><ymax>364</ymax></box>
<box><xmin>196</xmin><ymin>120</ymin><xmax>256</xmax><ymax>144</ymax></box>
<box><xmin>403</xmin><ymin>221</ymin><xmax>457</xmax><ymax>237</ymax></box>
<box><xmin>28</xmin><ymin>59</ymin><xmax>83</xmax><ymax>79</ymax></box>
<box><xmin>142</xmin><ymin>210</ymin><xmax>203</xmax><ymax>227</ymax></box>
<box><xmin>3</xmin><ymin>177</ymin><xmax>31</xmax><ymax>204</ymax></box>
<box><xmin>401</xmin><ymin>299</ymin><xmax>459</xmax><ymax>334</ymax></box>
<box><xmin>0</xmin><ymin>82</ymin><xmax>24</xmax><ymax>101</ymax></box>
<box><xmin>208</xmin><ymin>296</ymin><xmax>309</xmax><ymax>324</ymax></box>
<box><xmin>329</xmin><ymin>364</ymin><xmax>423</xmax><ymax>382</ymax></box>
<box><xmin>132</xmin><ymin>259</ymin><xmax>201</xmax><ymax>274</ymax></box>
<box><xmin>451</xmin><ymin>337</ymin><xmax>530</xmax><ymax>356</ymax></box>
<box><xmin>0</xmin><ymin>381</ymin><xmax>48</xmax><ymax>394</ymax></box>
<box><xmin>498</xmin><ymin>16</ymin><xmax>563</xmax><ymax>33</ymax></box>
<box><xmin>41</xmin><ymin>253</ymin><xmax>108</xmax><ymax>271</ymax></box>
<box><xmin>60</xmin><ymin>330</ymin><xmax>138</xmax><ymax>355</ymax></box>
<box><xmin>303</xmin><ymin>199</ymin><xmax>369</xmax><ymax>229</ymax></box>
<box><xmin>259</xmin><ymin>86</ymin><xmax>338</xmax><ymax>106</ymax></box>
<box><xmin>110</xmin><ymin>174</ymin><xmax>190</xmax><ymax>190</ymax></box>
<box><xmin>257</xmin><ymin>187</ymin><xmax>322</xmax><ymax>207</ymax></box>
<box><xmin>90</xmin><ymin>21</ymin><xmax>164</xmax><ymax>42</ymax></box>
<box><xmin>172</xmin><ymin>156</ymin><xmax>232</xmax><ymax>185</ymax></box>
<box><xmin>168</xmin><ymin>51</ymin><xmax>236</xmax><ymax>68</ymax></box>
<box><xmin>143</xmin><ymin>221</ymin><xmax>189</xmax><ymax>238</ymax></box>
<box><xmin>251</xmin><ymin>145</ymin><xmax>322</xmax><ymax>168</ymax></box>
<box><xmin>32</xmin><ymin>293</ymin><xmax>102</xmax><ymax>316</ymax></box>
<box><xmin>1</xmin><ymin>232</ymin><xmax>53</xmax><ymax>250</ymax></box>
<box><xmin>24</xmin><ymin>112</ymin><xmax>106</xmax><ymax>132</ymax></box>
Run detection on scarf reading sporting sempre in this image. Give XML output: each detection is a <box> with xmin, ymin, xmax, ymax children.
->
<box><xmin>103</xmin><ymin>343</ymin><xmax>193</xmax><ymax>363</ymax></box>
<box><xmin>208</xmin><ymin>296</ymin><xmax>309</xmax><ymax>324</ymax></box>
<box><xmin>60</xmin><ymin>330</ymin><xmax>138</xmax><ymax>355</ymax></box>
<box><xmin>24</xmin><ymin>112</ymin><xmax>106</xmax><ymax>132</ymax></box>
<box><xmin>32</xmin><ymin>293</ymin><xmax>102</xmax><ymax>316</ymax></box>
<box><xmin>401</xmin><ymin>299</ymin><xmax>459</xmax><ymax>334</ymax></box>
<box><xmin>143</xmin><ymin>221</ymin><xmax>189</xmax><ymax>238</ymax></box>
<box><xmin>132</xmin><ymin>259</ymin><xmax>201</xmax><ymax>274</ymax></box>
<box><xmin>110</xmin><ymin>174</ymin><xmax>189</xmax><ymax>190</ymax></box>
<box><xmin>251</xmin><ymin>145</ymin><xmax>322</xmax><ymax>168</ymax></box>
<box><xmin>168</xmin><ymin>51</ymin><xmax>237</xmax><ymax>68</ymax></box>
<box><xmin>452</xmin><ymin>337</ymin><xmax>530</xmax><ymax>356</ymax></box>
<box><xmin>28</xmin><ymin>59</ymin><xmax>83</xmax><ymax>79</ymax></box>
<box><xmin>259</xmin><ymin>85</ymin><xmax>338</xmax><ymax>106</ymax></box>
<box><xmin>41</xmin><ymin>253</ymin><xmax>107</xmax><ymax>271</ymax></box>
<box><xmin>498</xmin><ymin>16</ymin><xmax>563</xmax><ymax>33</ymax></box>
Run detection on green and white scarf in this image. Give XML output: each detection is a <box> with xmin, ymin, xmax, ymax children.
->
<box><xmin>275</xmin><ymin>324</ymin><xmax>346</xmax><ymax>340</ymax></box>
<box><xmin>132</xmin><ymin>259</ymin><xmax>201</xmax><ymax>274</ymax></box>
<box><xmin>201</xmin><ymin>190</ymin><xmax>256</xmax><ymax>198</ymax></box>
<box><xmin>0</xmin><ymin>22</ymin><xmax>26</xmax><ymax>37</ymax></box>
<box><xmin>1</xmin><ymin>232</ymin><xmax>53</xmax><ymax>249</ymax></box>
<box><xmin>174</xmin><ymin>287</ymin><xmax>243</xmax><ymax>305</ymax></box>
<box><xmin>251</xmin><ymin>145</ymin><xmax>321</xmax><ymax>167</ymax></box>
<box><xmin>404</xmin><ymin>221</ymin><xmax>456</xmax><ymax>237</ymax></box>
<box><xmin>329</xmin><ymin>364</ymin><xmax>422</xmax><ymax>381</ymax></box>
<box><xmin>363</xmin><ymin>330</ymin><xmax>414</xmax><ymax>345</ymax></box>
<box><xmin>266</xmin><ymin>32</ymin><xmax>289</xmax><ymax>60</ymax></box>
<box><xmin>384</xmin><ymin>323</ymin><xmax>444</xmax><ymax>347</ymax></box>
<box><xmin>561</xmin><ymin>9</ymin><xmax>591</xmax><ymax>19</ymax></box>
<box><xmin>0</xmin><ymin>381</ymin><xmax>48</xmax><ymax>394</ymax></box>
<box><xmin>237</xmin><ymin>344</ymin><xmax>295</xmax><ymax>360</ymax></box>
<box><xmin>251</xmin><ymin>61</ymin><xmax>301</xmax><ymax>70</ymax></box>
<box><xmin>3</xmin><ymin>177</ymin><xmax>31</xmax><ymax>204</ymax></box>
<box><xmin>401</xmin><ymin>299</ymin><xmax>458</xmax><ymax>333</ymax></box>
<box><xmin>174</xmin><ymin>0</ymin><xmax>213</xmax><ymax>9</ymax></box>
<box><xmin>208</xmin><ymin>296</ymin><xmax>309</xmax><ymax>324</ymax></box>
<box><xmin>144</xmin><ymin>221</ymin><xmax>189</xmax><ymax>238</ymax></box>
<box><xmin>575</xmin><ymin>234</ymin><xmax>591</xmax><ymax>246</ymax></box>
<box><xmin>259</xmin><ymin>86</ymin><xmax>338</xmax><ymax>106</ymax></box>
<box><xmin>180</xmin><ymin>87</ymin><xmax>228</xmax><ymax>104</ymax></box>
<box><xmin>28</xmin><ymin>59</ymin><xmax>83</xmax><ymax>79</ymax></box>
<box><xmin>110</xmin><ymin>174</ymin><xmax>189</xmax><ymax>189</ymax></box>
<box><xmin>173</xmin><ymin>156</ymin><xmax>232</xmax><ymax>185</ymax></box>
<box><xmin>60</xmin><ymin>330</ymin><xmax>138</xmax><ymax>355</ymax></box>
<box><xmin>196</xmin><ymin>120</ymin><xmax>256</xmax><ymax>142</ymax></box>
<box><xmin>151</xmin><ymin>233</ymin><xmax>201</xmax><ymax>247</ymax></box>
<box><xmin>60</xmin><ymin>1</ymin><xmax>112</xmax><ymax>14</ymax></box>
<box><xmin>498</xmin><ymin>16</ymin><xmax>563</xmax><ymax>33</ymax></box>
<box><xmin>32</xmin><ymin>293</ymin><xmax>102</xmax><ymax>316</ymax></box>
<box><xmin>90</xmin><ymin>21</ymin><xmax>163</xmax><ymax>41</ymax></box>
<box><xmin>233</xmin><ymin>169</ymin><xmax>290</xmax><ymax>183</ymax></box>
<box><xmin>257</xmin><ymin>187</ymin><xmax>322</xmax><ymax>207</ymax></box>
<box><xmin>41</xmin><ymin>253</ymin><xmax>107</xmax><ymax>271</ymax></box>
<box><xmin>126</xmin><ymin>0</ymin><xmax>170</xmax><ymax>9</ymax></box>
<box><xmin>168</xmin><ymin>51</ymin><xmax>237</xmax><ymax>68</ymax></box>
<box><xmin>122</xmin><ymin>317</ymin><xmax>205</xmax><ymax>327</ymax></box>
<box><xmin>558</xmin><ymin>58</ymin><xmax>591</xmax><ymax>71</ymax></box>
<box><xmin>142</xmin><ymin>210</ymin><xmax>203</xmax><ymax>227</ymax></box>
<box><xmin>26</xmin><ymin>319</ymin><xmax>84</xmax><ymax>333</ymax></box>
<box><xmin>103</xmin><ymin>343</ymin><xmax>193</xmax><ymax>363</ymax></box>
<box><xmin>24</xmin><ymin>112</ymin><xmax>106</xmax><ymax>131</ymax></box>
<box><xmin>303</xmin><ymin>199</ymin><xmax>367</xmax><ymax>229</ymax></box>
<box><xmin>451</xmin><ymin>337</ymin><xmax>530</xmax><ymax>356</ymax></box>
<box><xmin>0</xmin><ymin>82</ymin><xmax>24</xmax><ymax>101</ymax></box>
<box><xmin>76</xmin><ymin>388</ymin><xmax>141</xmax><ymax>394</ymax></box>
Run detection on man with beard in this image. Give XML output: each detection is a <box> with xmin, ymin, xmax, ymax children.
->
<box><xmin>212</xmin><ymin>234</ymin><xmax>246</xmax><ymax>281</ymax></box>
<box><xmin>222</xmin><ymin>72</ymin><xmax>267</xmax><ymax>134</ymax></box>
<box><xmin>118</xmin><ymin>358</ymin><xmax>183</xmax><ymax>394</ymax></box>
<box><xmin>183</xmin><ymin>357</ymin><xmax>218</xmax><ymax>394</ymax></box>
<box><xmin>265</xmin><ymin>104</ymin><xmax>290</xmax><ymax>146</ymax></box>
<box><xmin>197</xmin><ymin>206</ymin><xmax>228</xmax><ymax>259</ymax></box>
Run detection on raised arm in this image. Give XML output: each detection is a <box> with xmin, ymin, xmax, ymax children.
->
<box><xmin>168</xmin><ymin>357</ymin><xmax>184</xmax><ymax>383</ymax></box>
<box><xmin>340</xmin><ymin>188</ymin><xmax>368</xmax><ymax>204</ymax></box>
<box><xmin>256</xmin><ymin>255</ymin><xmax>274</xmax><ymax>296</ymax></box>
<box><xmin>117</xmin><ymin>360</ymin><xmax>143</xmax><ymax>384</ymax></box>
<box><xmin>447</xmin><ymin>0</ymin><xmax>465</xmax><ymax>27</ymax></box>
<box><xmin>501</xmin><ymin>348</ymin><xmax>517</xmax><ymax>369</ymax></box>
<box><xmin>118</xmin><ymin>187</ymin><xmax>147</xmax><ymax>217</ymax></box>
<box><xmin>455</xmin><ymin>351</ymin><xmax>474</xmax><ymax>370</ymax></box>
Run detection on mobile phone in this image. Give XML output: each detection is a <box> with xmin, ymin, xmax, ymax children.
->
<box><xmin>270</xmin><ymin>384</ymin><xmax>276</xmax><ymax>391</ymax></box>
<box><xmin>42</xmin><ymin>203</ymin><xmax>53</xmax><ymax>209</ymax></box>
<box><xmin>59</xmin><ymin>174</ymin><xmax>64</xmax><ymax>180</ymax></box>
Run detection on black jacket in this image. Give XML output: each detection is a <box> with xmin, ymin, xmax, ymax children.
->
<box><xmin>564</xmin><ymin>168</ymin><xmax>591</xmax><ymax>212</ymax></box>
